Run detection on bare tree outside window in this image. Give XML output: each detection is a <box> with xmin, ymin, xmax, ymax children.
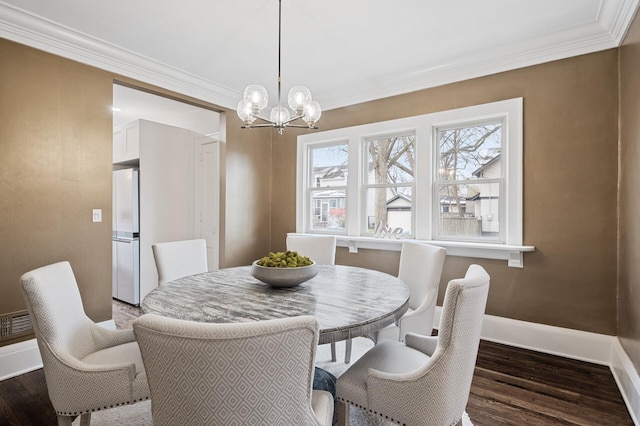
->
<box><xmin>436</xmin><ymin>121</ymin><xmax>503</xmax><ymax>241</ymax></box>
<box><xmin>365</xmin><ymin>134</ymin><xmax>415</xmax><ymax>235</ymax></box>
<box><xmin>298</xmin><ymin>98</ymin><xmax>523</xmax><ymax>256</ymax></box>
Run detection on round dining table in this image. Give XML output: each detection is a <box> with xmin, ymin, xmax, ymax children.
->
<box><xmin>141</xmin><ymin>264</ymin><xmax>410</xmax><ymax>345</ymax></box>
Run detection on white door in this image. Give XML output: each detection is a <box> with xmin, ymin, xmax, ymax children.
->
<box><xmin>195</xmin><ymin>138</ymin><xmax>220</xmax><ymax>271</ymax></box>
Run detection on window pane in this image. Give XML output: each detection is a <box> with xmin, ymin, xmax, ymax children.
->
<box><xmin>366</xmin><ymin>134</ymin><xmax>415</xmax><ymax>185</ymax></box>
<box><xmin>310</xmin><ymin>189</ymin><xmax>346</xmax><ymax>232</ymax></box>
<box><xmin>365</xmin><ymin>186</ymin><xmax>412</xmax><ymax>236</ymax></box>
<box><xmin>437</xmin><ymin>183</ymin><xmax>500</xmax><ymax>241</ymax></box>
<box><xmin>311</xmin><ymin>144</ymin><xmax>348</xmax><ymax>187</ymax></box>
<box><xmin>438</xmin><ymin>122</ymin><xmax>501</xmax><ymax>181</ymax></box>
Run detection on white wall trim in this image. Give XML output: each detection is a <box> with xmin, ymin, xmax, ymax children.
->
<box><xmin>0</xmin><ymin>338</ymin><xmax>42</xmax><ymax>381</ymax></box>
<box><xmin>434</xmin><ymin>307</ymin><xmax>616</xmax><ymax>365</ymax></box>
<box><xmin>1</xmin><ymin>314</ymin><xmax>638</xmax><ymax>423</ymax></box>
<box><xmin>611</xmin><ymin>338</ymin><xmax>640</xmax><ymax>425</ymax></box>
<box><xmin>433</xmin><ymin>307</ymin><xmax>639</xmax><ymax>423</ymax></box>
<box><xmin>0</xmin><ymin>319</ymin><xmax>116</xmax><ymax>381</ymax></box>
<box><xmin>1</xmin><ymin>1</ymin><xmax>638</xmax><ymax>112</ymax></box>
<box><xmin>0</xmin><ymin>3</ymin><xmax>239</xmax><ymax>110</ymax></box>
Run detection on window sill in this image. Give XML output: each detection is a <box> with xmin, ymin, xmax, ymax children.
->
<box><xmin>331</xmin><ymin>235</ymin><xmax>535</xmax><ymax>268</ymax></box>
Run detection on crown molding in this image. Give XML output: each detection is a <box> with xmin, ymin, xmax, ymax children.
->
<box><xmin>321</xmin><ymin>0</ymin><xmax>640</xmax><ymax>110</ymax></box>
<box><xmin>0</xmin><ymin>0</ymin><xmax>638</xmax><ymax>111</ymax></box>
<box><xmin>0</xmin><ymin>2</ymin><xmax>240</xmax><ymax>110</ymax></box>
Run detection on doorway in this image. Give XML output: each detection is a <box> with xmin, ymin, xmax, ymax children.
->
<box><xmin>112</xmin><ymin>83</ymin><xmax>221</xmax><ymax>274</ymax></box>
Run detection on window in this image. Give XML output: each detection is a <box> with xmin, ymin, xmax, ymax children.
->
<box><xmin>435</xmin><ymin>119</ymin><xmax>503</xmax><ymax>243</ymax></box>
<box><xmin>296</xmin><ymin>98</ymin><xmax>532</xmax><ymax>267</ymax></box>
<box><xmin>307</xmin><ymin>143</ymin><xmax>348</xmax><ymax>232</ymax></box>
<box><xmin>364</xmin><ymin>132</ymin><xmax>415</xmax><ymax>236</ymax></box>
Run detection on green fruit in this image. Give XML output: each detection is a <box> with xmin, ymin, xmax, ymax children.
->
<box><xmin>256</xmin><ymin>250</ymin><xmax>313</xmax><ymax>268</ymax></box>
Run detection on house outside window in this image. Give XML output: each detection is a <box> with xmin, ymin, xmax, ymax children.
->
<box><xmin>435</xmin><ymin>120</ymin><xmax>503</xmax><ymax>242</ymax></box>
<box><xmin>307</xmin><ymin>143</ymin><xmax>348</xmax><ymax>232</ymax></box>
<box><xmin>296</xmin><ymin>98</ymin><xmax>530</xmax><ymax>266</ymax></box>
<box><xmin>364</xmin><ymin>133</ymin><xmax>415</xmax><ymax>236</ymax></box>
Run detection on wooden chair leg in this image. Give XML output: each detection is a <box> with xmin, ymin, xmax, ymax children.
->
<box><xmin>337</xmin><ymin>401</ymin><xmax>350</xmax><ymax>426</ymax></box>
<box><xmin>79</xmin><ymin>412</ymin><xmax>91</xmax><ymax>426</ymax></box>
<box><xmin>331</xmin><ymin>342</ymin><xmax>337</xmax><ymax>362</ymax></box>
<box><xmin>344</xmin><ymin>338</ymin><xmax>352</xmax><ymax>363</ymax></box>
<box><xmin>56</xmin><ymin>415</ymin><xmax>73</xmax><ymax>426</ymax></box>
<box><xmin>57</xmin><ymin>412</ymin><xmax>91</xmax><ymax>426</ymax></box>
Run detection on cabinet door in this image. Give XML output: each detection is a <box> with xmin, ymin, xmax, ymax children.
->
<box><xmin>113</xmin><ymin>128</ymin><xmax>125</xmax><ymax>163</ymax></box>
<box><xmin>115</xmin><ymin>239</ymin><xmax>140</xmax><ymax>305</ymax></box>
<box><xmin>112</xmin><ymin>241</ymin><xmax>118</xmax><ymax>298</ymax></box>
<box><xmin>113</xmin><ymin>121</ymin><xmax>140</xmax><ymax>164</ymax></box>
<box><xmin>123</xmin><ymin>121</ymin><xmax>139</xmax><ymax>160</ymax></box>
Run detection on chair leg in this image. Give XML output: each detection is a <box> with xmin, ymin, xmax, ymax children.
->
<box><xmin>79</xmin><ymin>412</ymin><xmax>91</xmax><ymax>426</ymax></box>
<box><xmin>344</xmin><ymin>338</ymin><xmax>352</xmax><ymax>363</ymax></box>
<box><xmin>57</xmin><ymin>412</ymin><xmax>91</xmax><ymax>426</ymax></box>
<box><xmin>337</xmin><ymin>401</ymin><xmax>350</xmax><ymax>426</ymax></box>
<box><xmin>331</xmin><ymin>342</ymin><xmax>337</xmax><ymax>362</ymax></box>
<box><xmin>56</xmin><ymin>415</ymin><xmax>74</xmax><ymax>426</ymax></box>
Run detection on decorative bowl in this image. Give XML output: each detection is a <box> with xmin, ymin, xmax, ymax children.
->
<box><xmin>250</xmin><ymin>260</ymin><xmax>317</xmax><ymax>288</ymax></box>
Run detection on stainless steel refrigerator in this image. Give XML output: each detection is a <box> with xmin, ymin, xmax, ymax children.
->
<box><xmin>112</xmin><ymin>168</ymin><xmax>140</xmax><ymax>305</ymax></box>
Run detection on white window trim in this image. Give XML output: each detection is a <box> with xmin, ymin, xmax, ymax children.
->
<box><xmin>296</xmin><ymin>98</ymin><xmax>534</xmax><ymax>267</ymax></box>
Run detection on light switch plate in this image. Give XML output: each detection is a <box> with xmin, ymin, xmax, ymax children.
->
<box><xmin>92</xmin><ymin>209</ymin><xmax>102</xmax><ymax>222</ymax></box>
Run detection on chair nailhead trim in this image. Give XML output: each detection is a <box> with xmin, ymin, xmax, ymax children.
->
<box><xmin>55</xmin><ymin>397</ymin><xmax>150</xmax><ymax>416</ymax></box>
<box><xmin>338</xmin><ymin>397</ymin><xmax>403</xmax><ymax>424</ymax></box>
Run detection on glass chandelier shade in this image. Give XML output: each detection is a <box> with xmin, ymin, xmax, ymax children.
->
<box><xmin>236</xmin><ymin>0</ymin><xmax>321</xmax><ymax>134</ymax></box>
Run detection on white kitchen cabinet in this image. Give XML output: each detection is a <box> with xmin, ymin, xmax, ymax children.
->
<box><xmin>112</xmin><ymin>238</ymin><xmax>140</xmax><ymax>305</ymax></box>
<box><xmin>113</xmin><ymin>121</ymin><xmax>140</xmax><ymax>164</ymax></box>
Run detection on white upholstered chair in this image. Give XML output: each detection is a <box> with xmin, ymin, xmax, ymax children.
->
<box><xmin>286</xmin><ymin>234</ymin><xmax>337</xmax><ymax>265</ymax></box>
<box><xmin>336</xmin><ymin>264</ymin><xmax>490</xmax><ymax>426</ymax></box>
<box><xmin>286</xmin><ymin>234</ymin><xmax>344</xmax><ymax>362</ymax></box>
<box><xmin>133</xmin><ymin>314</ymin><xmax>334</xmax><ymax>426</ymax></box>
<box><xmin>20</xmin><ymin>261</ymin><xmax>149</xmax><ymax>426</ymax></box>
<box><xmin>151</xmin><ymin>238</ymin><xmax>207</xmax><ymax>285</ymax></box>
<box><xmin>370</xmin><ymin>241</ymin><xmax>447</xmax><ymax>343</ymax></box>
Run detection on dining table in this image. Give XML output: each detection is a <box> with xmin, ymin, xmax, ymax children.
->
<box><xmin>141</xmin><ymin>264</ymin><xmax>410</xmax><ymax>345</ymax></box>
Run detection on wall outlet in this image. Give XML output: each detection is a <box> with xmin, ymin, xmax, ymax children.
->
<box><xmin>92</xmin><ymin>209</ymin><xmax>102</xmax><ymax>222</ymax></box>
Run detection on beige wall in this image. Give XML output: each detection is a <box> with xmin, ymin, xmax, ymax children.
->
<box><xmin>272</xmin><ymin>49</ymin><xmax>620</xmax><ymax>335</ymax></box>
<box><xmin>619</xmin><ymin>11</ymin><xmax>640</xmax><ymax>373</ymax></box>
<box><xmin>0</xmin><ymin>35</ymin><xmax>624</xmax><ymax>347</ymax></box>
<box><xmin>0</xmin><ymin>39</ymin><xmax>114</xmax><ymax>340</ymax></box>
<box><xmin>0</xmin><ymin>39</ymin><xmax>272</xmax><ymax>346</ymax></box>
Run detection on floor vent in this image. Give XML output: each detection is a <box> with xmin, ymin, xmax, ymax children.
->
<box><xmin>0</xmin><ymin>310</ymin><xmax>33</xmax><ymax>342</ymax></box>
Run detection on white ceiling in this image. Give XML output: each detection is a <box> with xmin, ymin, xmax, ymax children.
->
<box><xmin>112</xmin><ymin>85</ymin><xmax>220</xmax><ymax>135</ymax></box>
<box><xmin>1</xmin><ymin>0</ymin><xmax>638</xmax><ymax>114</ymax></box>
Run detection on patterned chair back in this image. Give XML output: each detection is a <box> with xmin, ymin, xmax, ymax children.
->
<box><xmin>134</xmin><ymin>314</ymin><xmax>331</xmax><ymax>426</ymax></box>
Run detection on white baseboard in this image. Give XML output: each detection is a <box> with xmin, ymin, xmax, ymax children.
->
<box><xmin>1</xmin><ymin>314</ymin><xmax>639</xmax><ymax>423</ymax></box>
<box><xmin>611</xmin><ymin>338</ymin><xmax>640</xmax><ymax>426</ymax></box>
<box><xmin>434</xmin><ymin>307</ymin><xmax>615</xmax><ymax>364</ymax></box>
<box><xmin>433</xmin><ymin>307</ymin><xmax>639</xmax><ymax>424</ymax></box>
<box><xmin>0</xmin><ymin>338</ymin><xmax>43</xmax><ymax>381</ymax></box>
<box><xmin>0</xmin><ymin>319</ymin><xmax>116</xmax><ymax>381</ymax></box>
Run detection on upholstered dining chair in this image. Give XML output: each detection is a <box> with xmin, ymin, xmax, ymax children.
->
<box><xmin>370</xmin><ymin>241</ymin><xmax>447</xmax><ymax>343</ymax></box>
<box><xmin>133</xmin><ymin>314</ymin><xmax>334</xmax><ymax>426</ymax></box>
<box><xmin>336</xmin><ymin>264</ymin><xmax>490</xmax><ymax>426</ymax></box>
<box><xmin>20</xmin><ymin>261</ymin><xmax>150</xmax><ymax>426</ymax></box>
<box><xmin>286</xmin><ymin>234</ymin><xmax>337</xmax><ymax>265</ymax></box>
<box><xmin>151</xmin><ymin>238</ymin><xmax>207</xmax><ymax>285</ymax></box>
<box><xmin>286</xmin><ymin>234</ymin><xmax>343</xmax><ymax>362</ymax></box>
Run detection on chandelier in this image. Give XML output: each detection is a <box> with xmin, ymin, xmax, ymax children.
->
<box><xmin>236</xmin><ymin>0</ymin><xmax>321</xmax><ymax>135</ymax></box>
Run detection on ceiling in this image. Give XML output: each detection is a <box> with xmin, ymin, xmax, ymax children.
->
<box><xmin>112</xmin><ymin>85</ymin><xmax>220</xmax><ymax>135</ymax></box>
<box><xmin>1</xmin><ymin>0</ymin><xmax>638</xmax><ymax>114</ymax></box>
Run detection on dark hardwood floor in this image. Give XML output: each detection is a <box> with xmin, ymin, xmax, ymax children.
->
<box><xmin>0</xmin><ymin>300</ymin><xmax>633</xmax><ymax>425</ymax></box>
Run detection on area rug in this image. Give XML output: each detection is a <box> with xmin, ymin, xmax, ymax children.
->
<box><xmin>73</xmin><ymin>337</ymin><xmax>472</xmax><ymax>425</ymax></box>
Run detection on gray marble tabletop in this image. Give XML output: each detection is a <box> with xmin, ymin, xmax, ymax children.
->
<box><xmin>141</xmin><ymin>264</ymin><xmax>410</xmax><ymax>345</ymax></box>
